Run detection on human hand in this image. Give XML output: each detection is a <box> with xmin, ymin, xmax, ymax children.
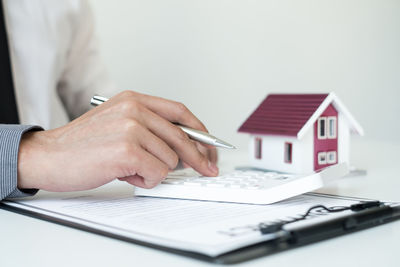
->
<box><xmin>17</xmin><ymin>91</ymin><xmax>218</xmax><ymax>192</ymax></box>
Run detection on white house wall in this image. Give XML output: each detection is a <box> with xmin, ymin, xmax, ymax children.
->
<box><xmin>338</xmin><ymin>112</ymin><xmax>350</xmax><ymax>166</ymax></box>
<box><xmin>297</xmin><ymin>130</ymin><xmax>314</xmax><ymax>173</ymax></box>
<box><xmin>248</xmin><ymin>131</ymin><xmax>314</xmax><ymax>174</ymax></box>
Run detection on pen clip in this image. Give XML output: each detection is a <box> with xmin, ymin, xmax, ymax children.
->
<box><xmin>90</xmin><ymin>95</ymin><xmax>109</xmax><ymax>106</ymax></box>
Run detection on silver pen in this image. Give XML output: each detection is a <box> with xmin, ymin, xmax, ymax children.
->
<box><xmin>90</xmin><ymin>95</ymin><xmax>236</xmax><ymax>149</ymax></box>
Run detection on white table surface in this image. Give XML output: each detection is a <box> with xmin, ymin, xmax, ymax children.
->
<box><xmin>1</xmin><ymin>138</ymin><xmax>399</xmax><ymax>267</ymax></box>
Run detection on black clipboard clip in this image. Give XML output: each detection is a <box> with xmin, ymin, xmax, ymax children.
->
<box><xmin>258</xmin><ymin>201</ymin><xmax>399</xmax><ymax>247</ymax></box>
<box><xmin>258</xmin><ymin>201</ymin><xmax>384</xmax><ymax>235</ymax></box>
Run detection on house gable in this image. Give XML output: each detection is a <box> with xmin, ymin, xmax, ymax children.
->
<box><xmin>297</xmin><ymin>92</ymin><xmax>364</xmax><ymax>139</ymax></box>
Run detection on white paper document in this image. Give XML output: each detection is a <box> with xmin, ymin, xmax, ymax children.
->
<box><xmin>3</xmin><ymin>183</ymin><xmax>366</xmax><ymax>257</ymax></box>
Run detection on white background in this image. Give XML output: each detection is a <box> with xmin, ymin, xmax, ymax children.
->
<box><xmin>89</xmin><ymin>0</ymin><xmax>400</xmax><ymax>152</ymax></box>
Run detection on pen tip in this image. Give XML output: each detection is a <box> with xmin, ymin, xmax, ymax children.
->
<box><xmin>215</xmin><ymin>140</ymin><xmax>236</xmax><ymax>149</ymax></box>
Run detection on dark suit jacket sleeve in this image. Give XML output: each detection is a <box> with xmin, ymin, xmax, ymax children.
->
<box><xmin>0</xmin><ymin>124</ymin><xmax>43</xmax><ymax>200</ymax></box>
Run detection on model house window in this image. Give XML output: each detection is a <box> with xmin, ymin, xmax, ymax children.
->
<box><xmin>255</xmin><ymin>138</ymin><xmax>262</xmax><ymax>159</ymax></box>
<box><xmin>327</xmin><ymin>151</ymin><xmax>337</xmax><ymax>164</ymax></box>
<box><xmin>317</xmin><ymin>117</ymin><xmax>327</xmax><ymax>139</ymax></box>
<box><xmin>284</xmin><ymin>142</ymin><xmax>292</xmax><ymax>163</ymax></box>
<box><xmin>317</xmin><ymin>152</ymin><xmax>327</xmax><ymax>165</ymax></box>
<box><xmin>327</xmin><ymin>117</ymin><xmax>337</xmax><ymax>139</ymax></box>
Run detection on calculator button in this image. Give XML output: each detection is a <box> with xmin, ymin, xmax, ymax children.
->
<box><xmin>161</xmin><ymin>180</ymin><xmax>183</xmax><ymax>185</ymax></box>
<box><xmin>205</xmin><ymin>183</ymin><xmax>227</xmax><ymax>188</ymax></box>
<box><xmin>246</xmin><ymin>185</ymin><xmax>261</xmax><ymax>190</ymax></box>
<box><xmin>183</xmin><ymin>181</ymin><xmax>203</xmax><ymax>186</ymax></box>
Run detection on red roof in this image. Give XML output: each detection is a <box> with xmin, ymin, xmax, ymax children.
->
<box><xmin>238</xmin><ymin>94</ymin><xmax>329</xmax><ymax>136</ymax></box>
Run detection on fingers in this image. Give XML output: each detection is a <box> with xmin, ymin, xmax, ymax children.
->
<box><xmin>196</xmin><ymin>142</ymin><xmax>218</xmax><ymax>164</ymax></box>
<box><xmin>111</xmin><ymin>120</ymin><xmax>178</xmax><ymax>188</ymax></box>
<box><xmin>136</xmin><ymin>124</ymin><xmax>179</xmax><ymax>170</ymax></box>
<box><xmin>119</xmin><ymin>175</ymin><xmax>152</xmax><ymax>189</ymax></box>
<box><xmin>182</xmin><ymin>144</ymin><xmax>218</xmax><ymax>170</ymax></box>
<box><xmin>208</xmin><ymin>147</ymin><xmax>218</xmax><ymax>164</ymax></box>
<box><xmin>173</xmin><ymin>137</ymin><xmax>218</xmax><ymax>177</ymax></box>
<box><xmin>120</xmin><ymin>145</ymin><xmax>170</xmax><ymax>188</ymax></box>
<box><xmin>133</xmin><ymin>108</ymin><xmax>219</xmax><ymax>176</ymax></box>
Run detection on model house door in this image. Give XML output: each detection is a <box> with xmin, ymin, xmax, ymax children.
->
<box><xmin>314</xmin><ymin>104</ymin><xmax>338</xmax><ymax>171</ymax></box>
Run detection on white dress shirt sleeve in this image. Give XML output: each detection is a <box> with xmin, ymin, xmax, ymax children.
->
<box><xmin>56</xmin><ymin>0</ymin><xmax>116</xmax><ymax>120</ymax></box>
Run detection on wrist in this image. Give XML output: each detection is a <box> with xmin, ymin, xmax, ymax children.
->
<box><xmin>17</xmin><ymin>130</ymin><xmax>51</xmax><ymax>190</ymax></box>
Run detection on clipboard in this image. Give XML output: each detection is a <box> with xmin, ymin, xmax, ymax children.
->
<box><xmin>1</xmin><ymin>191</ymin><xmax>400</xmax><ymax>264</ymax></box>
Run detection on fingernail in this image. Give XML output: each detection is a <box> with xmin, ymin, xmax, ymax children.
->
<box><xmin>208</xmin><ymin>161</ymin><xmax>219</xmax><ymax>175</ymax></box>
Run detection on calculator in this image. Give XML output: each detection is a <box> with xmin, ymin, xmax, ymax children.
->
<box><xmin>134</xmin><ymin>163</ymin><xmax>348</xmax><ymax>204</ymax></box>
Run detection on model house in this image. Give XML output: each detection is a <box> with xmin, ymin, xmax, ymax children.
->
<box><xmin>238</xmin><ymin>93</ymin><xmax>364</xmax><ymax>174</ymax></box>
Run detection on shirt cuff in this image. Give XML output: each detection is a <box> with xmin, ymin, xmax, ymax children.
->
<box><xmin>0</xmin><ymin>125</ymin><xmax>43</xmax><ymax>200</ymax></box>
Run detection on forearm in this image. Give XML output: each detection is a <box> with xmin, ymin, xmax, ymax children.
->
<box><xmin>0</xmin><ymin>124</ymin><xmax>42</xmax><ymax>201</ymax></box>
